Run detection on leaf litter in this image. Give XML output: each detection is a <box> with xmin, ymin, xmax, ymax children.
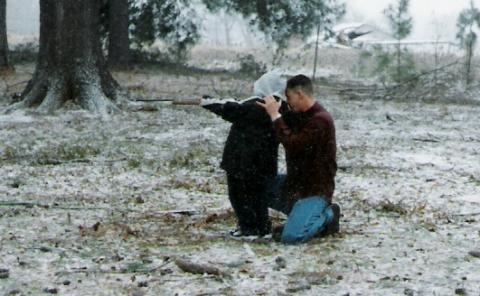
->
<box><xmin>0</xmin><ymin>70</ymin><xmax>479</xmax><ymax>295</ymax></box>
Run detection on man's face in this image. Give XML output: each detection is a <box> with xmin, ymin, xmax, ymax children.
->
<box><xmin>285</xmin><ymin>89</ymin><xmax>302</xmax><ymax>112</ymax></box>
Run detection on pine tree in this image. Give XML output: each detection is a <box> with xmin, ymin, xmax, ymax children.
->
<box><xmin>204</xmin><ymin>0</ymin><xmax>345</xmax><ymax>63</ymax></box>
<box><xmin>130</xmin><ymin>0</ymin><xmax>345</xmax><ymax>65</ymax></box>
<box><xmin>384</xmin><ymin>0</ymin><xmax>413</xmax><ymax>82</ymax></box>
<box><xmin>130</xmin><ymin>0</ymin><xmax>200</xmax><ymax>64</ymax></box>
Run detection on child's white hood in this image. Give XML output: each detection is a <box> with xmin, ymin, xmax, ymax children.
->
<box><xmin>253</xmin><ymin>71</ymin><xmax>286</xmax><ymax>101</ymax></box>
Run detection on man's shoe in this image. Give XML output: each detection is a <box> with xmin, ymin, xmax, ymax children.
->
<box><xmin>322</xmin><ymin>203</ymin><xmax>340</xmax><ymax>236</ymax></box>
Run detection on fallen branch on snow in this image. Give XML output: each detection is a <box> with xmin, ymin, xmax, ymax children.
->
<box><xmin>0</xmin><ymin>201</ymin><xmax>49</xmax><ymax>208</ymax></box>
<box><xmin>451</xmin><ymin>212</ymin><xmax>480</xmax><ymax>217</ymax></box>
<box><xmin>55</xmin><ymin>258</ymin><xmax>173</xmax><ymax>276</ymax></box>
<box><xmin>174</xmin><ymin>257</ymin><xmax>229</xmax><ymax>277</ymax></box>
<box><xmin>0</xmin><ymin>200</ymin><xmax>197</xmax><ymax>216</ymax></box>
<box><xmin>412</xmin><ymin>138</ymin><xmax>440</xmax><ymax>143</ymax></box>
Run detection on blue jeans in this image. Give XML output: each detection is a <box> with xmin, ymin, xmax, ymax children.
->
<box><xmin>266</xmin><ymin>174</ymin><xmax>291</xmax><ymax>214</ymax></box>
<box><xmin>267</xmin><ymin>174</ymin><xmax>334</xmax><ymax>244</ymax></box>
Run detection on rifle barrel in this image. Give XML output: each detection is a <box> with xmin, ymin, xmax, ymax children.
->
<box><xmin>134</xmin><ymin>98</ymin><xmax>174</xmax><ymax>102</ymax></box>
<box><xmin>133</xmin><ymin>98</ymin><xmax>199</xmax><ymax>105</ymax></box>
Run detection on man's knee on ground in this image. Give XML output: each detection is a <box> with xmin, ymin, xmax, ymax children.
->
<box><xmin>280</xmin><ymin>196</ymin><xmax>334</xmax><ymax>244</ymax></box>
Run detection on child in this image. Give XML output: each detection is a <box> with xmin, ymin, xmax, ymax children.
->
<box><xmin>200</xmin><ymin>71</ymin><xmax>289</xmax><ymax>237</ymax></box>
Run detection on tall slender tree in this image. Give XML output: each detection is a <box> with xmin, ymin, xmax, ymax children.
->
<box><xmin>0</xmin><ymin>0</ymin><xmax>11</xmax><ymax>72</ymax></box>
<box><xmin>384</xmin><ymin>0</ymin><xmax>413</xmax><ymax>82</ymax></box>
<box><xmin>456</xmin><ymin>0</ymin><xmax>480</xmax><ymax>87</ymax></box>
<box><xmin>7</xmin><ymin>0</ymin><xmax>120</xmax><ymax>114</ymax></box>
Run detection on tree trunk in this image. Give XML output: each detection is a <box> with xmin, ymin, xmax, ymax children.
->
<box><xmin>222</xmin><ymin>11</ymin><xmax>232</xmax><ymax>47</ymax></box>
<box><xmin>396</xmin><ymin>41</ymin><xmax>401</xmax><ymax>81</ymax></box>
<box><xmin>256</xmin><ymin>0</ymin><xmax>268</xmax><ymax>24</ymax></box>
<box><xmin>466</xmin><ymin>39</ymin><xmax>473</xmax><ymax>87</ymax></box>
<box><xmin>107</xmin><ymin>0</ymin><xmax>130</xmax><ymax>69</ymax></box>
<box><xmin>433</xmin><ymin>38</ymin><xmax>439</xmax><ymax>86</ymax></box>
<box><xmin>312</xmin><ymin>22</ymin><xmax>321</xmax><ymax>82</ymax></box>
<box><xmin>0</xmin><ymin>0</ymin><xmax>10</xmax><ymax>71</ymax></box>
<box><xmin>8</xmin><ymin>0</ymin><xmax>120</xmax><ymax>114</ymax></box>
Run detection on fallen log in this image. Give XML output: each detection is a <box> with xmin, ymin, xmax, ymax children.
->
<box><xmin>174</xmin><ymin>257</ymin><xmax>229</xmax><ymax>277</ymax></box>
<box><xmin>412</xmin><ymin>137</ymin><xmax>440</xmax><ymax>143</ymax></box>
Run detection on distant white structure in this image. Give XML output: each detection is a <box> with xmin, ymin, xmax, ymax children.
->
<box><xmin>332</xmin><ymin>23</ymin><xmax>373</xmax><ymax>46</ymax></box>
<box><xmin>306</xmin><ymin>22</ymin><xmax>381</xmax><ymax>49</ymax></box>
<box><xmin>305</xmin><ymin>22</ymin><xmax>460</xmax><ymax>55</ymax></box>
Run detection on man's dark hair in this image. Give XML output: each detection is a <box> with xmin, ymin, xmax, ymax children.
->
<box><xmin>286</xmin><ymin>74</ymin><xmax>313</xmax><ymax>96</ymax></box>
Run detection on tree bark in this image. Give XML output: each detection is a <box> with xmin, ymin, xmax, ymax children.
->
<box><xmin>8</xmin><ymin>0</ymin><xmax>120</xmax><ymax>114</ymax></box>
<box><xmin>466</xmin><ymin>42</ymin><xmax>473</xmax><ymax>86</ymax></box>
<box><xmin>256</xmin><ymin>0</ymin><xmax>268</xmax><ymax>20</ymax></box>
<box><xmin>107</xmin><ymin>0</ymin><xmax>131</xmax><ymax>69</ymax></box>
<box><xmin>0</xmin><ymin>0</ymin><xmax>11</xmax><ymax>71</ymax></box>
<box><xmin>465</xmin><ymin>30</ymin><xmax>474</xmax><ymax>87</ymax></box>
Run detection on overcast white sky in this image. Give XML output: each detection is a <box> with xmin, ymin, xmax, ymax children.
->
<box><xmin>344</xmin><ymin>0</ymin><xmax>479</xmax><ymax>41</ymax></box>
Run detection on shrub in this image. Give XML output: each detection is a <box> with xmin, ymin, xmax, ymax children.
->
<box><xmin>9</xmin><ymin>42</ymin><xmax>39</xmax><ymax>64</ymax></box>
<box><xmin>238</xmin><ymin>54</ymin><xmax>266</xmax><ymax>77</ymax></box>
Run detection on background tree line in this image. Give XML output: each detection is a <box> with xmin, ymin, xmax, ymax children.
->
<box><xmin>0</xmin><ymin>0</ymin><xmax>346</xmax><ymax>114</ymax></box>
<box><xmin>0</xmin><ymin>0</ymin><xmax>478</xmax><ymax>114</ymax></box>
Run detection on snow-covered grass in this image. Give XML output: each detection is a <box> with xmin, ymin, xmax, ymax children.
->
<box><xmin>0</xmin><ymin>68</ymin><xmax>479</xmax><ymax>296</ymax></box>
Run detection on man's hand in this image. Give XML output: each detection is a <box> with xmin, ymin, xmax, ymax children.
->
<box><xmin>256</xmin><ymin>95</ymin><xmax>281</xmax><ymax>121</ymax></box>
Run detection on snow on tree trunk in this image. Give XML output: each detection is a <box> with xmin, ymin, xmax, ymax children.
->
<box><xmin>108</xmin><ymin>0</ymin><xmax>131</xmax><ymax>69</ymax></box>
<box><xmin>0</xmin><ymin>0</ymin><xmax>10</xmax><ymax>71</ymax></box>
<box><xmin>8</xmin><ymin>0</ymin><xmax>120</xmax><ymax>114</ymax></box>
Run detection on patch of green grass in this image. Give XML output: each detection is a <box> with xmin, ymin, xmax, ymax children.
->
<box><xmin>170</xmin><ymin>178</ymin><xmax>197</xmax><ymax>190</ymax></box>
<box><xmin>35</xmin><ymin>144</ymin><xmax>101</xmax><ymax>165</ymax></box>
<box><xmin>127</xmin><ymin>159</ymin><xmax>141</xmax><ymax>169</ymax></box>
<box><xmin>2</xmin><ymin>145</ymin><xmax>17</xmax><ymax>161</ymax></box>
<box><xmin>2</xmin><ymin>141</ymin><xmax>102</xmax><ymax>165</ymax></box>
<box><xmin>10</xmin><ymin>42</ymin><xmax>38</xmax><ymax>64</ymax></box>
<box><xmin>468</xmin><ymin>175</ymin><xmax>480</xmax><ymax>186</ymax></box>
<box><xmin>125</xmin><ymin>261</ymin><xmax>149</xmax><ymax>273</ymax></box>
<box><xmin>169</xmin><ymin>145</ymin><xmax>215</xmax><ymax>170</ymax></box>
<box><xmin>376</xmin><ymin>200</ymin><xmax>408</xmax><ymax>215</ymax></box>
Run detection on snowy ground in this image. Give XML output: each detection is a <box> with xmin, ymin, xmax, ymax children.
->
<box><xmin>0</xmin><ymin>67</ymin><xmax>480</xmax><ymax>296</ymax></box>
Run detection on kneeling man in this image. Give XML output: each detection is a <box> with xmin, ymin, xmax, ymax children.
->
<box><xmin>257</xmin><ymin>74</ymin><xmax>340</xmax><ymax>244</ymax></box>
